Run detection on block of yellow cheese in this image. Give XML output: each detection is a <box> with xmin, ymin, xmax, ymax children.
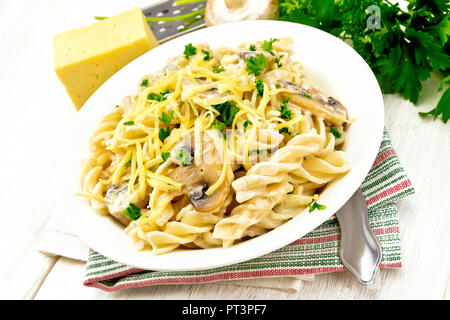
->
<box><xmin>54</xmin><ymin>7</ymin><xmax>158</xmax><ymax>110</ymax></box>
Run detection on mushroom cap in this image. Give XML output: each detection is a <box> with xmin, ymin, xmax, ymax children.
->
<box><xmin>205</xmin><ymin>0</ymin><xmax>280</xmax><ymax>27</ymax></box>
<box><xmin>167</xmin><ymin>130</ymin><xmax>233</xmax><ymax>212</ymax></box>
<box><xmin>278</xmin><ymin>80</ymin><xmax>349</xmax><ymax>126</ymax></box>
<box><xmin>105</xmin><ymin>183</ymin><xmax>148</xmax><ymax>226</ymax></box>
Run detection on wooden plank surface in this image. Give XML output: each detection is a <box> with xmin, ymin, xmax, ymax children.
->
<box><xmin>0</xmin><ymin>0</ymin><xmax>448</xmax><ymax>300</ymax></box>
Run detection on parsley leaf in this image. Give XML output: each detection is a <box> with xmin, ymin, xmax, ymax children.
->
<box><xmin>161</xmin><ymin>152</ymin><xmax>171</xmax><ymax>163</ymax></box>
<box><xmin>279</xmin><ymin>127</ymin><xmax>291</xmax><ymax>135</ymax></box>
<box><xmin>175</xmin><ymin>149</ymin><xmax>191</xmax><ymax>166</ymax></box>
<box><xmin>148</xmin><ymin>91</ymin><xmax>169</xmax><ymax>102</ymax></box>
<box><xmin>280</xmin><ymin>105</ymin><xmax>292</xmax><ymax>120</ymax></box>
<box><xmin>249</xmin><ymin>44</ymin><xmax>256</xmax><ymax>51</ymax></box>
<box><xmin>280</xmin><ymin>97</ymin><xmax>292</xmax><ymax>120</ymax></box>
<box><xmin>158</xmin><ymin>110</ymin><xmax>174</xmax><ymax>125</ymax></box>
<box><xmin>123</xmin><ymin>121</ymin><xmax>134</xmax><ymax>126</ymax></box>
<box><xmin>246</xmin><ymin>53</ymin><xmax>268</xmax><ymax>76</ymax></box>
<box><xmin>123</xmin><ymin>202</ymin><xmax>141</xmax><ymax>220</ymax></box>
<box><xmin>202</xmin><ymin>49</ymin><xmax>212</xmax><ymax>61</ymax></box>
<box><xmin>212</xmin><ymin>119</ymin><xmax>226</xmax><ymax>139</ymax></box>
<box><xmin>184</xmin><ymin>43</ymin><xmax>197</xmax><ymax>59</ymax></box>
<box><xmin>261</xmin><ymin>38</ymin><xmax>279</xmax><ymax>56</ymax></box>
<box><xmin>140</xmin><ymin>79</ymin><xmax>148</xmax><ymax>86</ymax></box>
<box><xmin>275</xmin><ymin>54</ymin><xmax>284</xmax><ymax>68</ymax></box>
<box><xmin>255</xmin><ymin>78</ymin><xmax>264</xmax><ymax>97</ymax></box>
<box><xmin>212</xmin><ymin>119</ymin><xmax>225</xmax><ymax>131</ymax></box>
<box><xmin>212</xmin><ymin>101</ymin><xmax>240</xmax><ymax>126</ymax></box>
<box><xmin>330</xmin><ymin>127</ymin><xmax>342</xmax><ymax>139</ymax></box>
<box><xmin>159</xmin><ymin>127</ymin><xmax>171</xmax><ymax>140</ymax></box>
<box><xmin>213</xmin><ymin>66</ymin><xmax>225</xmax><ymax>73</ymax></box>
<box><xmin>419</xmin><ymin>86</ymin><xmax>450</xmax><ymax>123</ymax></box>
<box><xmin>243</xmin><ymin>120</ymin><xmax>253</xmax><ymax>132</ymax></box>
<box><xmin>308</xmin><ymin>201</ymin><xmax>327</xmax><ymax>213</ymax></box>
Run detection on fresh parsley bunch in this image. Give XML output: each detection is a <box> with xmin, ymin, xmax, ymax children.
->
<box><xmin>279</xmin><ymin>0</ymin><xmax>450</xmax><ymax>123</ymax></box>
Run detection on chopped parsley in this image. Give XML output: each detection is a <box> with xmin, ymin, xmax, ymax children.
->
<box><xmin>212</xmin><ymin>119</ymin><xmax>226</xmax><ymax>140</ymax></box>
<box><xmin>279</xmin><ymin>127</ymin><xmax>291</xmax><ymax>135</ymax></box>
<box><xmin>202</xmin><ymin>49</ymin><xmax>212</xmax><ymax>61</ymax></box>
<box><xmin>183</xmin><ymin>43</ymin><xmax>197</xmax><ymax>59</ymax></box>
<box><xmin>246</xmin><ymin>53</ymin><xmax>268</xmax><ymax>76</ymax></box>
<box><xmin>249</xmin><ymin>44</ymin><xmax>256</xmax><ymax>51</ymax></box>
<box><xmin>330</xmin><ymin>127</ymin><xmax>342</xmax><ymax>139</ymax></box>
<box><xmin>213</xmin><ymin>66</ymin><xmax>225</xmax><ymax>73</ymax></box>
<box><xmin>280</xmin><ymin>97</ymin><xmax>292</xmax><ymax>120</ymax></box>
<box><xmin>123</xmin><ymin>121</ymin><xmax>134</xmax><ymax>126</ymax></box>
<box><xmin>261</xmin><ymin>38</ymin><xmax>279</xmax><ymax>56</ymax></box>
<box><xmin>159</xmin><ymin>127</ymin><xmax>171</xmax><ymax>140</ymax></box>
<box><xmin>123</xmin><ymin>202</ymin><xmax>141</xmax><ymax>220</ymax></box>
<box><xmin>115</xmin><ymin>105</ymin><xmax>120</xmax><ymax>108</ymax></box>
<box><xmin>175</xmin><ymin>149</ymin><xmax>191</xmax><ymax>166</ymax></box>
<box><xmin>158</xmin><ymin>110</ymin><xmax>174</xmax><ymax>125</ymax></box>
<box><xmin>123</xmin><ymin>153</ymin><xmax>133</xmax><ymax>167</ymax></box>
<box><xmin>140</xmin><ymin>79</ymin><xmax>148</xmax><ymax>86</ymax></box>
<box><xmin>243</xmin><ymin>120</ymin><xmax>252</xmax><ymax>132</ymax></box>
<box><xmin>275</xmin><ymin>54</ymin><xmax>284</xmax><ymax>68</ymax></box>
<box><xmin>148</xmin><ymin>90</ymin><xmax>169</xmax><ymax>102</ymax></box>
<box><xmin>308</xmin><ymin>201</ymin><xmax>327</xmax><ymax>213</ymax></box>
<box><xmin>212</xmin><ymin>119</ymin><xmax>225</xmax><ymax>131</ymax></box>
<box><xmin>275</xmin><ymin>84</ymin><xmax>281</xmax><ymax>89</ymax></box>
<box><xmin>303</xmin><ymin>93</ymin><xmax>312</xmax><ymax>99</ymax></box>
<box><xmin>255</xmin><ymin>78</ymin><xmax>264</xmax><ymax>97</ymax></box>
<box><xmin>212</xmin><ymin>101</ymin><xmax>240</xmax><ymax>126</ymax></box>
<box><xmin>161</xmin><ymin>152</ymin><xmax>171</xmax><ymax>163</ymax></box>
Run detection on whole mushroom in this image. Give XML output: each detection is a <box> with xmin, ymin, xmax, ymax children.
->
<box><xmin>205</xmin><ymin>0</ymin><xmax>279</xmax><ymax>27</ymax></box>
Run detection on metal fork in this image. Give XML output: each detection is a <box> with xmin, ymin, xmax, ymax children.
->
<box><xmin>336</xmin><ymin>189</ymin><xmax>383</xmax><ymax>284</ymax></box>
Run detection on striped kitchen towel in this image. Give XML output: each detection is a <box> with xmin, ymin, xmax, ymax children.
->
<box><xmin>83</xmin><ymin>129</ymin><xmax>414</xmax><ymax>291</ymax></box>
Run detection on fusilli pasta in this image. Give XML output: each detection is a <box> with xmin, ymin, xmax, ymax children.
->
<box><xmin>79</xmin><ymin>37</ymin><xmax>351</xmax><ymax>254</ymax></box>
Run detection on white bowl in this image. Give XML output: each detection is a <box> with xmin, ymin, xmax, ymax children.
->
<box><xmin>58</xmin><ymin>20</ymin><xmax>384</xmax><ymax>271</ymax></box>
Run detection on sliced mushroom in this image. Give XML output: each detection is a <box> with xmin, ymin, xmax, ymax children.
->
<box><xmin>167</xmin><ymin>131</ymin><xmax>233</xmax><ymax>212</ymax></box>
<box><xmin>278</xmin><ymin>80</ymin><xmax>349</xmax><ymax>126</ymax></box>
<box><xmin>105</xmin><ymin>183</ymin><xmax>131</xmax><ymax>225</ymax></box>
<box><xmin>105</xmin><ymin>182</ymin><xmax>149</xmax><ymax>225</ymax></box>
<box><xmin>205</xmin><ymin>0</ymin><xmax>279</xmax><ymax>27</ymax></box>
<box><xmin>238</xmin><ymin>50</ymin><xmax>275</xmax><ymax>62</ymax></box>
<box><xmin>196</xmin><ymin>87</ymin><xmax>230</xmax><ymax>99</ymax></box>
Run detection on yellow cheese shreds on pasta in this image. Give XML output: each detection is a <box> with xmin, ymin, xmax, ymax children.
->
<box><xmin>79</xmin><ymin>38</ymin><xmax>351</xmax><ymax>255</ymax></box>
<box><xmin>205</xmin><ymin>139</ymin><xmax>229</xmax><ymax>196</ymax></box>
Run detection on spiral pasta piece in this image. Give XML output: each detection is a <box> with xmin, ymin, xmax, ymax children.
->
<box><xmin>213</xmin><ymin>127</ymin><xmax>350</xmax><ymax>246</ymax></box>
